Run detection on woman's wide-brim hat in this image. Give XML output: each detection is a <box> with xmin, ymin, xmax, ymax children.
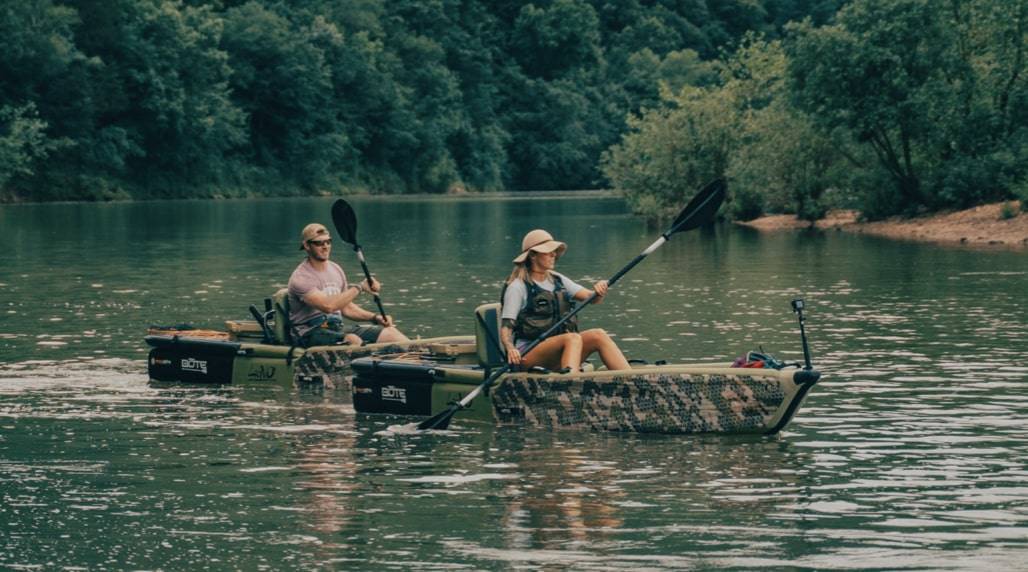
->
<box><xmin>513</xmin><ymin>229</ymin><xmax>567</xmax><ymax>263</ymax></box>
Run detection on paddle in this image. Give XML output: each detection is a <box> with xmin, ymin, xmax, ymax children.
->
<box><xmin>331</xmin><ymin>199</ymin><xmax>388</xmax><ymax>321</ymax></box>
<box><xmin>416</xmin><ymin>178</ymin><xmax>727</xmax><ymax>431</ymax></box>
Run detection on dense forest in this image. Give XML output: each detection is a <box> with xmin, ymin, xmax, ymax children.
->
<box><xmin>1</xmin><ymin>0</ymin><xmax>1025</xmax><ymax>220</ymax></box>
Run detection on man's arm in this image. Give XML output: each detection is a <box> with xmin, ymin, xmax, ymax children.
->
<box><xmin>341</xmin><ymin>301</ymin><xmax>375</xmax><ymax>322</ymax></box>
<box><xmin>303</xmin><ymin>280</ymin><xmax>368</xmax><ymax>314</ymax></box>
<box><xmin>339</xmin><ymin>276</ymin><xmax>393</xmax><ymax>325</ymax></box>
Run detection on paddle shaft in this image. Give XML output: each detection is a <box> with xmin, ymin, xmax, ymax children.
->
<box><xmin>352</xmin><ymin>245</ymin><xmax>388</xmax><ymax>319</ymax></box>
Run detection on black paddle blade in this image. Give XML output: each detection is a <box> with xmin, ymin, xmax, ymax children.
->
<box><xmin>417</xmin><ymin>403</ymin><xmax>459</xmax><ymax>431</ymax></box>
<box><xmin>331</xmin><ymin>199</ymin><xmax>359</xmax><ymax>245</ymax></box>
<box><xmin>669</xmin><ymin>178</ymin><xmax>726</xmax><ymax>235</ymax></box>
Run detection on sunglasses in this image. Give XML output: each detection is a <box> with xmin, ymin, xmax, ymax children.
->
<box><xmin>307</xmin><ymin>239</ymin><xmax>332</xmax><ymax>247</ymax></box>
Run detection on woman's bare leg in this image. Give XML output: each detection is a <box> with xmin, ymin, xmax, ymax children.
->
<box><xmin>580</xmin><ymin>328</ymin><xmax>630</xmax><ymax>370</ymax></box>
<box><xmin>521</xmin><ymin>332</ymin><xmax>583</xmax><ymax>371</ymax></box>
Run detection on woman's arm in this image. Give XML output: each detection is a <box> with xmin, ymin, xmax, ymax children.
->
<box><xmin>501</xmin><ymin>281</ymin><xmax>528</xmax><ymax>364</ymax></box>
<box><xmin>573</xmin><ymin>280</ymin><xmax>609</xmax><ymax>304</ymax></box>
<box><xmin>501</xmin><ymin>321</ymin><xmax>521</xmax><ymax>365</ymax></box>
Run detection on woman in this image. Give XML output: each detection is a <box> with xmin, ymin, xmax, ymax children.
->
<box><xmin>500</xmin><ymin>229</ymin><xmax>631</xmax><ymax>372</ymax></box>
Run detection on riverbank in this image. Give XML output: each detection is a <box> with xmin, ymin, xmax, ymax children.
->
<box><xmin>737</xmin><ymin>201</ymin><xmax>1028</xmax><ymax>248</ymax></box>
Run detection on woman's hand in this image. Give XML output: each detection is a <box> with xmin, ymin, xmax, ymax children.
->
<box><xmin>506</xmin><ymin>346</ymin><xmax>522</xmax><ymax>365</ymax></box>
<box><xmin>366</xmin><ymin>277</ymin><xmax>381</xmax><ymax>293</ymax></box>
<box><xmin>592</xmin><ymin>280</ymin><xmax>609</xmax><ymax>300</ymax></box>
<box><xmin>373</xmin><ymin>313</ymin><xmax>394</xmax><ymax>327</ymax></box>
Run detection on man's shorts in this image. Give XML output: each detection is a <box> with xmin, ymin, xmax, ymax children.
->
<box><xmin>300</xmin><ymin>323</ymin><xmax>384</xmax><ymax>348</ymax></box>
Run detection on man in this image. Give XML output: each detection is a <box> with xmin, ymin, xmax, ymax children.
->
<box><xmin>288</xmin><ymin>222</ymin><xmax>409</xmax><ymax>347</ymax></box>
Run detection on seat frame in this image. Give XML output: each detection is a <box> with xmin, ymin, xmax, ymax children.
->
<box><xmin>269</xmin><ymin>288</ymin><xmax>294</xmax><ymax>346</ymax></box>
<box><xmin>474</xmin><ymin>302</ymin><xmax>506</xmax><ymax>372</ymax></box>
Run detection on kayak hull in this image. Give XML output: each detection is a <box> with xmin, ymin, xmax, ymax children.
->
<box><xmin>145</xmin><ymin>335</ymin><xmax>475</xmax><ymax>387</ymax></box>
<box><xmin>491</xmin><ymin>367</ymin><xmax>820</xmax><ymax>435</ymax></box>
<box><xmin>351</xmin><ymin>357</ymin><xmax>821</xmax><ymax>435</ymax></box>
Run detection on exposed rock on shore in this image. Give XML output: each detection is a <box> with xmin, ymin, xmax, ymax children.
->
<box><xmin>737</xmin><ymin>201</ymin><xmax>1027</xmax><ymax>247</ymax></box>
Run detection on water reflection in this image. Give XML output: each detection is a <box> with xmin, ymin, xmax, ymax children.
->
<box><xmin>292</xmin><ymin>418</ymin><xmax>361</xmax><ymax>537</ymax></box>
<box><xmin>387</xmin><ymin>430</ymin><xmax>819</xmax><ymax>569</ymax></box>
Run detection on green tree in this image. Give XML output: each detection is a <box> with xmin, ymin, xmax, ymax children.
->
<box><xmin>926</xmin><ymin>0</ymin><xmax>1028</xmax><ymax>208</ymax></box>
<box><xmin>395</xmin><ymin>0</ymin><xmax>512</xmax><ymax>191</ymax></box>
<box><xmin>602</xmin><ymin>35</ymin><xmax>849</xmax><ymax>221</ymax></box>
<box><xmin>786</xmin><ymin>0</ymin><xmax>948</xmax><ymax>214</ymax></box>
<box><xmin>115</xmin><ymin>0</ymin><xmax>245</xmax><ymax>188</ymax></box>
<box><xmin>601</xmin><ymin>82</ymin><xmax>736</xmax><ymax>218</ymax></box>
<box><xmin>0</xmin><ymin>0</ymin><xmax>96</xmax><ymax>200</ymax></box>
<box><xmin>787</xmin><ymin>0</ymin><xmax>1027</xmax><ymax>217</ymax></box>
<box><xmin>504</xmin><ymin>0</ymin><xmax>613</xmax><ymax>189</ymax></box>
<box><xmin>221</xmin><ymin>2</ymin><xmax>348</xmax><ymax>189</ymax></box>
<box><xmin>0</xmin><ymin>0</ymin><xmax>85</xmax><ymax>108</ymax></box>
<box><xmin>511</xmin><ymin>0</ymin><xmax>602</xmax><ymax>80</ymax></box>
<box><xmin>706</xmin><ymin>0</ymin><xmax>772</xmax><ymax>45</ymax></box>
<box><xmin>726</xmin><ymin>38</ymin><xmax>847</xmax><ymax>220</ymax></box>
<box><xmin>0</xmin><ymin>104</ymin><xmax>66</xmax><ymax>194</ymax></box>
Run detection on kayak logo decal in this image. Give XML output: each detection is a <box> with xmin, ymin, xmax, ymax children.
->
<box><xmin>181</xmin><ymin>357</ymin><xmax>208</xmax><ymax>374</ymax></box>
<box><xmin>381</xmin><ymin>385</ymin><xmax>407</xmax><ymax>404</ymax></box>
<box><xmin>247</xmin><ymin>365</ymin><xmax>276</xmax><ymax>382</ymax></box>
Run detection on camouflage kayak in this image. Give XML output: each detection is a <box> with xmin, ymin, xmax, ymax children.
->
<box><xmin>349</xmin><ymin>299</ymin><xmax>821</xmax><ymax>435</ymax></box>
<box><xmin>350</xmin><ymin>355</ymin><xmax>820</xmax><ymax>435</ymax></box>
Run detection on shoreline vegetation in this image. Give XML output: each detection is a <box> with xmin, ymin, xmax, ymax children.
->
<box><xmin>6</xmin><ymin>185</ymin><xmax>1022</xmax><ymax>249</ymax></box>
<box><xmin>737</xmin><ymin>201</ymin><xmax>1028</xmax><ymax>248</ymax></box>
<box><xmin>2</xmin><ymin>1</ymin><xmax>1024</xmax><ymax>229</ymax></box>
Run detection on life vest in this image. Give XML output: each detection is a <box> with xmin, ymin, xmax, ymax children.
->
<box><xmin>502</xmin><ymin>275</ymin><xmax>578</xmax><ymax>341</ymax></box>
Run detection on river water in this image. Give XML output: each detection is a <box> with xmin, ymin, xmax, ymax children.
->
<box><xmin>1</xmin><ymin>195</ymin><xmax>1026</xmax><ymax>569</ymax></box>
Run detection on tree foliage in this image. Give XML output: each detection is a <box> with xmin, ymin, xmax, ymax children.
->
<box><xmin>0</xmin><ymin>104</ymin><xmax>67</xmax><ymax>195</ymax></box>
<box><xmin>0</xmin><ymin>0</ymin><xmax>829</xmax><ymax>201</ymax></box>
<box><xmin>786</xmin><ymin>0</ymin><xmax>1028</xmax><ymax>217</ymax></box>
<box><xmin>603</xmin><ymin>37</ymin><xmax>847</xmax><ymax>221</ymax></box>
<box><xmin>4</xmin><ymin>0</ymin><xmax>1022</xmax><ymax>220</ymax></box>
<box><xmin>602</xmin><ymin>84</ymin><xmax>736</xmax><ymax>218</ymax></box>
<box><xmin>606</xmin><ymin>0</ymin><xmax>1026</xmax><ymax>221</ymax></box>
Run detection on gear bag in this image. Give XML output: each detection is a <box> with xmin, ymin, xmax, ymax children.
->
<box><xmin>731</xmin><ymin>350</ymin><xmax>786</xmax><ymax>370</ymax></box>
